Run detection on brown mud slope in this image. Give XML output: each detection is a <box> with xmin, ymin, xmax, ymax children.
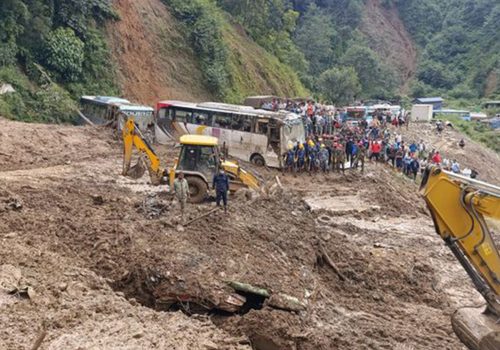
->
<box><xmin>360</xmin><ymin>0</ymin><xmax>417</xmax><ymax>92</ymax></box>
<box><xmin>2</xmin><ymin>117</ymin><xmax>499</xmax><ymax>349</ymax></box>
<box><xmin>108</xmin><ymin>0</ymin><xmax>214</xmax><ymax>105</ymax></box>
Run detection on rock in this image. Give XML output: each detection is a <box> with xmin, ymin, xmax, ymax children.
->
<box><xmin>132</xmin><ymin>331</ymin><xmax>144</xmax><ymax>339</ymax></box>
<box><xmin>91</xmin><ymin>195</ymin><xmax>104</xmax><ymax>205</ymax></box>
<box><xmin>4</xmin><ymin>232</ymin><xmax>18</xmax><ymax>238</ymax></box>
<box><xmin>5</xmin><ymin>197</ymin><xmax>22</xmax><ymax>211</ymax></box>
<box><xmin>320</xmin><ymin>233</ymin><xmax>331</xmax><ymax>241</ymax></box>
<box><xmin>58</xmin><ymin>282</ymin><xmax>68</xmax><ymax>292</ymax></box>
<box><xmin>203</xmin><ymin>340</ymin><xmax>219</xmax><ymax>349</ymax></box>
<box><xmin>176</xmin><ymin>225</ymin><xmax>185</xmax><ymax>232</ymax></box>
<box><xmin>0</xmin><ymin>264</ymin><xmax>22</xmax><ymax>292</ymax></box>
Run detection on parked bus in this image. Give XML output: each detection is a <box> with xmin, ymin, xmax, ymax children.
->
<box><xmin>155</xmin><ymin>100</ymin><xmax>305</xmax><ymax>168</ymax></box>
<box><xmin>80</xmin><ymin>96</ymin><xmax>154</xmax><ymax>131</ymax></box>
<box><xmin>344</xmin><ymin>106</ymin><xmax>368</xmax><ymax>126</ymax></box>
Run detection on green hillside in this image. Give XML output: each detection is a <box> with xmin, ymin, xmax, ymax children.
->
<box><xmin>0</xmin><ymin>0</ymin><xmax>499</xmax><ymax>123</ymax></box>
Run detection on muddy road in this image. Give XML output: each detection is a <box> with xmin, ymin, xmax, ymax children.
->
<box><xmin>1</xmin><ymin>117</ymin><xmax>498</xmax><ymax>349</ymax></box>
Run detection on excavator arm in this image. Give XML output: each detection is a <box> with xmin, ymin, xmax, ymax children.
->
<box><xmin>122</xmin><ymin>118</ymin><xmax>165</xmax><ymax>185</ymax></box>
<box><xmin>420</xmin><ymin>166</ymin><xmax>500</xmax><ymax>350</ymax></box>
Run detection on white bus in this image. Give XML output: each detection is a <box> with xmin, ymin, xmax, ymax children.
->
<box><xmin>155</xmin><ymin>100</ymin><xmax>305</xmax><ymax>168</ymax></box>
<box><xmin>80</xmin><ymin>96</ymin><xmax>154</xmax><ymax>131</ymax></box>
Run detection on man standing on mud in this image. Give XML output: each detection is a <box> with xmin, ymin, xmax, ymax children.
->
<box><xmin>173</xmin><ymin>171</ymin><xmax>189</xmax><ymax>222</ymax></box>
<box><xmin>213</xmin><ymin>168</ymin><xmax>230</xmax><ymax>213</ymax></box>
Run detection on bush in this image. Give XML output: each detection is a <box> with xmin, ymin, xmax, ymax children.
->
<box><xmin>0</xmin><ymin>41</ymin><xmax>18</xmax><ymax>66</ymax></box>
<box><xmin>163</xmin><ymin>0</ymin><xmax>230</xmax><ymax>98</ymax></box>
<box><xmin>30</xmin><ymin>84</ymin><xmax>77</xmax><ymax>123</ymax></box>
<box><xmin>0</xmin><ymin>92</ymin><xmax>26</xmax><ymax>119</ymax></box>
<box><xmin>45</xmin><ymin>27</ymin><xmax>85</xmax><ymax>82</ymax></box>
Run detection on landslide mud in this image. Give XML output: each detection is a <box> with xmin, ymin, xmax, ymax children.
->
<box><xmin>2</xmin><ymin>117</ymin><xmax>498</xmax><ymax>349</ymax></box>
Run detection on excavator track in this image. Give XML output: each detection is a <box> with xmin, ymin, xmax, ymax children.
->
<box><xmin>452</xmin><ymin>306</ymin><xmax>500</xmax><ymax>350</ymax></box>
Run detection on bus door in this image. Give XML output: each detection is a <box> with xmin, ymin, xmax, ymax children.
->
<box><xmin>268</xmin><ymin>119</ymin><xmax>281</xmax><ymax>156</ymax></box>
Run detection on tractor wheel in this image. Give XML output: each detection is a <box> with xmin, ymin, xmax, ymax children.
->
<box><xmin>251</xmin><ymin>154</ymin><xmax>265</xmax><ymax>166</ymax></box>
<box><xmin>186</xmin><ymin>176</ymin><xmax>208</xmax><ymax>203</ymax></box>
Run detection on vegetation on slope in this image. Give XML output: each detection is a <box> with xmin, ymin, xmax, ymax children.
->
<box><xmin>0</xmin><ymin>0</ymin><xmax>118</xmax><ymax>122</ymax></box>
<box><xmin>161</xmin><ymin>0</ymin><xmax>306</xmax><ymax>103</ymax></box>
<box><xmin>394</xmin><ymin>0</ymin><xmax>500</xmax><ymax>100</ymax></box>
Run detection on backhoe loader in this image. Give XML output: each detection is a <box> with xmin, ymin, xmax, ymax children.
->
<box><xmin>420</xmin><ymin>166</ymin><xmax>500</xmax><ymax>350</ymax></box>
<box><xmin>122</xmin><ymin>118</ymin><xmax>261</xmax><ymax>203</ymax></box>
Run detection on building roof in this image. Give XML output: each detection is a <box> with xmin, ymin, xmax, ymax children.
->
<box><xmin>415</xmin><ymin>97</ymin><xmax>444</xmax><ymax>103</ymax></box>
<box><xmin>81</xmin><ymin>95</ymin><xmax>131</xmax><ymax>105</ymax></box>
<box><xmin>180</xmin><ymin>135</ymin><xmax>218</xmax><ymax>146</ymax></box>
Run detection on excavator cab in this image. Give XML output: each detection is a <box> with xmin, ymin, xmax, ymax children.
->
<box><xmin>176</xmin><ymin>135</ymin><xmax>220</xmax><ymax>202</ymax></box>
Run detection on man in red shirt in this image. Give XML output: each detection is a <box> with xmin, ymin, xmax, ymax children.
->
<box><xmin>432</xmin><ymin>151</ymin><xmax>442</xmax><ymax>164</ymax></box>
<box><xmin>370</xmin><ymin>140</ymin><xmax>382</xmax><ymax>161</ymax></box>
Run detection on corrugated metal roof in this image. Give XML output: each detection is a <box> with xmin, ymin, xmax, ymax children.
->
<box><xmin>416</xmin><ymin>97</ymin><xmax>443</xmax><ymax>103</ymax></box>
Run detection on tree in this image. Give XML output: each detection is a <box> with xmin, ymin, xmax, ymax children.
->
<box><xmin>294</xmin><ymin>4</ymin><xmax>338</xmax><ymax>76</ymax></box>
<box><xmin>417</xmin><ymin>60</ymin><xmax>457</xmax><ymax>89</ymax></box>
<box><xmin>318</xmin><ymin>67</ymin><xmax>361</xmax><ymax>105</ymax></box>
<box><xmin>45</xmin><ymin>27</ymin><xmax>85</xmax><ymax>82</ymax></box>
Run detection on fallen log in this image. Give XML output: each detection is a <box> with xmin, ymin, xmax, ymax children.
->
<box><xmin>30</xmin><ymin>327</ymin><xmax>47</xmax><ymax>350</ymax></box>
<box><xmin>77</xmin><ymin>110</ymin><xmax>95</xmax><ymax>126</ymax></box>
<box><xmin>318</xmin><ymin>243</ymin><xmax>346</xmax><ymax>281</ymax></box>
<box><xmin>183</xmin><ymin>207</ymin><xmax>219</xmax><ymax>227</ymax></box>
<box><xmin>227</xmin><ymin>281</ymin><xmax>270</xmax><ymax>298</ymax></box>
<box><xmin>268</xmin><ymin>293</ymin><xmax>306</xmax><ymax>312</ymax></box>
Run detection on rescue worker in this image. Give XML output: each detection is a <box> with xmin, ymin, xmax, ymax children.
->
<box><xmin>213</xmin><ymin>168</ymin><xmax>229</xmax><ymax>213</ymax></box>
<box><xmin>318</xmin><ymin>144</ymin><xmax>329</xmax><ymax>173</ymax></box>
<box><xmin>296</xmin><ymin>143</ymin><xmax>306</xmax><ymax>172</ymax></box>
<box><xmin>333</xmin><ymin>143</ymin><xmax>345</xmax><ymax>174</ymax></box>
<box><xmin>283</xmin><ymin>145</ymin><xmax>295</xmax><ymax>174</ymax></box>
<box><xmin>410</xmin><ymin>157</ymin><xmax>420</xmax><ymax>181</ymax></box>
<box><xmin>354</xmin><ymin>141</ymin><xmax>366</xmax><ymax>172</ymax></box>
<box><xmin>173</xmin><ymin>171</ymin><xmax>190</xmax><ymax>222</ymax></box>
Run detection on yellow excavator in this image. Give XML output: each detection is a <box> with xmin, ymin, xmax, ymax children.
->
<box><xmin>420</xmin><ymin>166</ymin><xmax>500</xmax><ymax>350</ymax></box>
<box><xmin>122</xmin><ymin>118</ymin><xmax>261</xmax><ymax>203</ymax></box>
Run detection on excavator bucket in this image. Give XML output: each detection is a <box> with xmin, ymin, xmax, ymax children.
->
<box><xmin>452</xmin><ymin>306</ymin><xmax>500</xmax><ymax>350</ymax></box>
<box><xmin>124</xmin><ymin>154</ymin><xmax>146</xmax><ymax>179</ymax></box>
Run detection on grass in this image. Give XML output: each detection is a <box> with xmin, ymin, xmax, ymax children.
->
<box><xmin>438</xmin><ymin>115</ymin><xmax>500</xmax><ymax>154</ymax></box>
<box><xmin>223</xmin><ymin>24</ymin><xmax>308</xmax><ymax>104</ymax></box>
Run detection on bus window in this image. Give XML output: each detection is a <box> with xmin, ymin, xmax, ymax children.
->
<box><xmin>159</xmin><ymin>108</ymin><xmax>174</xmax><ymax>121</ymax></box>
<box><xmin>231</xmin><ymin>115</ymin><xmax>244</xmax><ymax>131</ymax></box>
<box><xmin>193</xmin><ymin>111</ymin><xmax>212</xmax><ymax>126</ymax></box>
<box><xmin>213</xmin><ymin>113</ymin><xmax>232</xmax><ymax>129</ymax></box>
<box><xmin>242</xmin><ymin>116</ymin><xmax>254</xmax><ymax>132</ymax></box>
<box><xmin>256</xmin><ymin>120</ymin><xmax>269</xmax><ymax>135</ymax></box>
<box><xmin>175</xmin><ymin>109</ymin><xmax>193</xmax><ymax>123</ymax></box>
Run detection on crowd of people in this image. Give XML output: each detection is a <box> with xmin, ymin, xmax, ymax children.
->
<box><xmin>280</xmin><ymin>100</ymin><xmax>477</xmax><ymax>181</ymax></box>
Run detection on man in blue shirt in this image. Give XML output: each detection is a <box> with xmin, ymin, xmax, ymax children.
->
<box><xmin>213</xmin><ymin>169</ymin><xmax>230</xmax><ymax>213</ymax></box>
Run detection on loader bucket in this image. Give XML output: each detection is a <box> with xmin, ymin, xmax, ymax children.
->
<box><xmin>125</xmin><ymin>155</ymin><xmax>146</xmax><ymax>179</ymax></box>
<box><xmin>452</xmin><ymin>306</ymin><xmax>500</xmax><ymax>350</ymax></box>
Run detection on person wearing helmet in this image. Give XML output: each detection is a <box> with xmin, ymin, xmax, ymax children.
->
<box><xmin>296</xmin><ymin>143</ymin><xmax>306</xmax><ymax>172</ymax></box>
<box><xmin>283</xmin><ymin>144</ymin><xmax>295</xmax><ymax>174</ymax></box>
<box><xmin>308</xmin><ymin>140</ymin><xmax>319</xmax><ymax>173</ymax></box>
